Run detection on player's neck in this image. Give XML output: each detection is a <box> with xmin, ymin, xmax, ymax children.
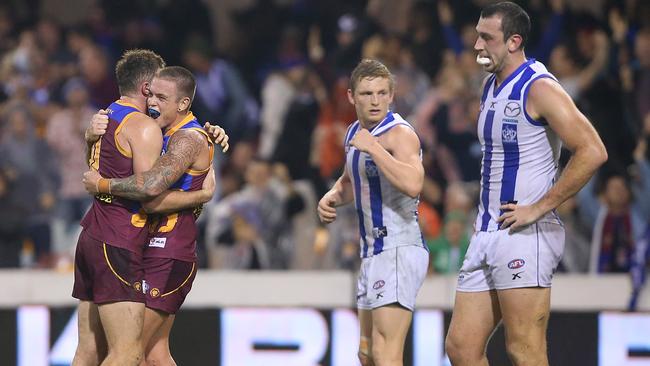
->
<box><xmin>119</xmin><ymin>95</ymin><xmax>146</xmax><ymax>113</ymax></box>
<box><xmin>359</xmin><ymin>115</ymin><xmax>386</xmax><ymax>131</ymax></box>
<box><xmin>495</xmin><ymin>52</ymin><xmax>528</xmax><ymax>86</ymax></box>
<box><xmin>164</xmin><ymin>112</ymin><xmax>192</xmax><ymax>133</ymax></box>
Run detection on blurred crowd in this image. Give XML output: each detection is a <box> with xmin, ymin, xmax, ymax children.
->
<box><xmin>0</xmin><ymin>0</ymin><xmax>648</xmax><ymax>301</ymax></box>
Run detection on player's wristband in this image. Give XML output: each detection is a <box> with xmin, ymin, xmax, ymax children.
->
<box><xmin>97</xmin><ymin>178</ymin><xmax>111</xmax><ymax>194</ymax></box>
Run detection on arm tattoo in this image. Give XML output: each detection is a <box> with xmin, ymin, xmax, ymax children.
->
<box><xmin>110</xmin><ymin>130</ymin><xmax>205</xmax><ymax>201</ymax></box>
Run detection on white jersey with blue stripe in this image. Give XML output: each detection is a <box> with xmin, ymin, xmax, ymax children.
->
<box><xmin>474</xmin><ymin>58</ymin><xmax>563</xmax><ymax>232</ymax></box>
<box><xmin>344</xmin><ymin>112</ymin><xmax>426</xmax><ymax>258</ymax></box>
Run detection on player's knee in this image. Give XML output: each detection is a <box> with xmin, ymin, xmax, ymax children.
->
<box><xmin>505</xmin><ymin>338</ymin><xmax>546</xmax><ymax>365</ymax></box>
<box><xmin>110</xmin><ymin>342</ymin><xmax>143</xmax><ymax>365</ymax></box>
<box><xmin>75</xmin><ymin>339</ymin><xmax>107</xmax><ymax>364</ymax></box>
<box><xmin>358</xmin><ymin>335</ymin><xmax>374</xmax><ymax>366</ymax></box>
<box><xmin>445</xmin><ymin>333</ymin><xmax>479</xmax><ymax>363</ymax></box>
<box><xmin>145</xmin><ymin>349</ymin><xmax>174</xmax><ymax>366</ymax></box>
<box><xmin>370</xmin><ymin>339</ymin><xmax>401</xmax><ymax>365</ymax></box>
<box><xmin>144</xmin><ymin>356</ymin><xmax>167</xmax><ymax>366</ymax></box>
<box><xmin>445</xmin><ymin>333</ymin><xmax>462</xmax><ymax>361</ymax></box>
<box><xmin>358</xmin><ymin>351</ymin><xmax>374</xmax><ymax>366</ymax></box>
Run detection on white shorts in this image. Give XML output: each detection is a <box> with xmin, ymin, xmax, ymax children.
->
<box><xmin>457</xmin><ymin>222</ymin><xmax>565</xmax><ymax>292</ymax></box>
<box><xmin>357</xmin><ymin>245</ymin><xmax>429</xmax><ymax>311</ymax></box>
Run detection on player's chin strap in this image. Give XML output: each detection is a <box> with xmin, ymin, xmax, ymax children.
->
<box><xmin>359</xmin><ymin>336</ymin><xmax>372</xmax><ymax>358</ymax></box>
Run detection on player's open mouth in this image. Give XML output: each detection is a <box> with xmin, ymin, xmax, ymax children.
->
<box><xmin>476</xmin><ymin>54</ymin><xmax>491</xmax><ymax>66</ymax></box>
<box><xmin>148</xmin><ymin>108</ymin><xmax>161</xmax><ymax>119</ymax></box>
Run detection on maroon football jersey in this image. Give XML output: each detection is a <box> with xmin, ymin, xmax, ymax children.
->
<box><xmin>145</xmin><ymin>113</ymin><xmax>214</xmax><ymax>262</ymax></box>
<box><xmin>80</xmin><ymin>100</ymin><xmax>150</xmax><ymax>254</ymax></box>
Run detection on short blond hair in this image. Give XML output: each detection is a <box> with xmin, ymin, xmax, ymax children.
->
<box><xmin>349</xmin><ymin>59</ymin><xmax>395</xmax><ymax>93</ymax></box>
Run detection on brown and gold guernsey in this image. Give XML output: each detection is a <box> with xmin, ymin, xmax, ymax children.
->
<box><xmin>145</xmin><ymin>112</ymin><xmax>214</xmax><ymax>262</ymax></box>
<box><xmin>80</xmin><ymin>100</ymin><xmax>150</xmax><ymax>255</ymax></box>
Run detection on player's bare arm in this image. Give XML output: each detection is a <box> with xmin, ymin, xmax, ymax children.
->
<box><xmin>141</xmin><ymin>165</ymin><xmax>215</xmax><ymax>214</ymax></box>
<box><xmin>350</xmin><ymin>125</ymin><xmax>424</xmax><ymax>198</ymax></box>
<box><xmin>498</xmin><ymin>78</ymin><xmax>607</xmax><ymax>231</ymax></box>
<box><xmin>318</xmin><ymin>170</ymin><xmax>353</xmax><ymax>224</ymax></box>
<box><xmin>125</xmin><ymin>114</ymin><xmax>163</xmax><ymax>174</ymax></box>
<box><xmin>110</xmin><ymin>129</ymin><xmax>206</xmax><ymax>200</ymax></box>
<box><xmin>84</xmin><ymin>110</ymin><xmax>109</xmax><ymax>166</ymax></box>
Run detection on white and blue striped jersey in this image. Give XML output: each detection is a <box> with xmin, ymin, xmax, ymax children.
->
<box><xmin>344</xmin><ymin>112</ymin><xmax>426</xmax><ymax>258</ymax></box>
<box><xmin>475</xmin><ymin>58</ymin><xmax>563</xmax><ymax>232</ymax></box>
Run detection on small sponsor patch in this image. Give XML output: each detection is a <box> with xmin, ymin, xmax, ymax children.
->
<box><xmin>372</xmin><ymin>226</ymin><xmax>387</xmax><ymax>239</ymax></box>
<box><xmin>373</xmin><ymin>280</ymin><xmax>385</xmax><ymax>290</ymax></box>
<box><xmin>508</xmin><ymin>259</ymin><xmax>525</xmax><ymax>269</ymax></box>
<box><xmin>149</xmin><ymin>237</ymin><xmax>166</xmax><ymax>248</ymax></box>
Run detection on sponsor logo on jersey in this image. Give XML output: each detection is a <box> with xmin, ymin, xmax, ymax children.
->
<box><xmin>508</xmin><ymin>259</ymin><xmax>526</xmax><ymax>269</ymax></box>
<box><xmin>504</xmin><ymin>101</ymin><xmax>521</xmax><ymax>117</ymax></box>
<box><xmin>149</xmin><ymin>237</ymin><xmax>167</xmax><ymax>248</ymax></box>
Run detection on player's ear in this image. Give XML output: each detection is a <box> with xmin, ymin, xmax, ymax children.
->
<box><xmin>141</xmin><ymin>82</ymin><xmax>152</xmax><ymax>97</ymax></box>
<box><xmin>178</xmin><ymin>97</ymin><xmax>191</xmax><ymax>112</ymax></box>
<box><xmin>347</xmin><ymin>89</ymin><xmax>355</xmax><ymax>105</ymax></box>
<box><xmin>508</xmin><ymin>34</ymin><xmax>523</xmax><ymax>52</ymax></box>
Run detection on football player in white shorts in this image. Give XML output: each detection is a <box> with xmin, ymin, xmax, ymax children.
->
<box><xmin>444</xmin><ymin>2</ymin><xmax>607</xmax><ymax>366</ymax></box>
<box><xmin>318</xmin><ymin>59</ymin><xmax>429</xmax><ymax>366</ymax></box>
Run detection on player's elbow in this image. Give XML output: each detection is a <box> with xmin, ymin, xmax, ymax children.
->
<box><xmin>590</xmin><ymin>142</ymin><xmax>608</xmax><ymax>168</ymax></box>
<box><xmin>141</xmin><ymin>202</ymin><xmax>158</xmax><ymax>214</ymax></box>
<box><xmin>404</xmin><ymin>181</ymin><xmax>423</xmax><ymax>199</ymax></box>
<box><xmin>142</xmin><ymin>186</ymin><xmax>164</xmax><ymax>200</ymax></box>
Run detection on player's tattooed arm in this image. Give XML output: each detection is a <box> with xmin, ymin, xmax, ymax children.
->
<box><xmin>109</xmin><ymin>130</ymin><xmax>205</xmax><ymax>201</ymax></box>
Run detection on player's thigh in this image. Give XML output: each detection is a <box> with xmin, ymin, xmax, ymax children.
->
<box><xmin>371</xmin><ymin>304</ymin><xmax>412</xmax><ymax>348</ymax></box>
<box><xmin>145</xmin><ymin>314</ymin><xmax>176</xmax><ymax>358</ymax></box>
<box><xmin>98</xmin><ymin>301</ymin><xmax>145</xmax><ymax>347</ymax></box>
<box><xmin>497</xmin><ymin>287</ymin><xmax>550</xmax><ymax>343</ymax></box>
<box><xmin>358</xmin><ymin>309</ymin><xmax>373</xmax><ymax>356</ymax></box>
<box><xmin>143</xmin><ymin>307</ymin><xmax>171</xmax><ymax>352</ymax></box>
<box><xmin>489</xmin><ymin>223</ymin><xmax>564</xmax><ymax>290</ymax></box>
<box><xmin>76</xmin><ymin>300</ymin><xmax>106</xmax><ymax>351</ymax></box>
<box><xmin>447</xmin><ymin>290</ymin><xmax>501</xmax><ymax>352</ymax></box>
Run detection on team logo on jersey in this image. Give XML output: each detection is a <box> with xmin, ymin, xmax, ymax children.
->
<box><xmin>150</xmin><ymin>288</ymin><xmax>160</xmax><ymax>298</ymax></box>
<box><xmin>365</xmin><ymin>160</ymin><xmax>379</xmax><ymax>177</ymax></box>
<box><xmin>504</xmin><ymin>101</ymin><xmax>521</xmax><ymax>117</ymax></box>
<box><xmin>508</xmin><ymin>259</ymin><xmax>526</xmax><ymax>269</ymax></box>
<box><xmin>502</xmin><ymin>125</ymin><xmax>518</xmax><ymax>143</ymax></box>
<box><xmin>373</xmin><ymin>280</ymin><xmax>385</xmax><ymax>290</ymax></box>
<box><xmin>133</xmin><ymin>281</ymin><xmax>142</xmax><ymax>292</ymax></box>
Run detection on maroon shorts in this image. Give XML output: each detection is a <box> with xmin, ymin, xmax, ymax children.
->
<box><xmin>72</xmin><ymin>229</ymin><xmax>145</xmax><ymax>304</ymax></box>
<box><xmin>142</xmin><ymin>257</ymin><xmax>196</xmax><ymax>314</ymax></box>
